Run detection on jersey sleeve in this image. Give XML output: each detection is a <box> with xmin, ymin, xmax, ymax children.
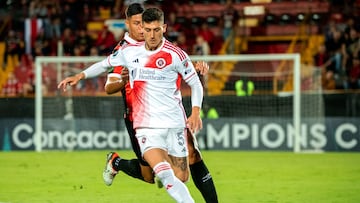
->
<box><xmin>175</xmin><ymin>50</ymin><xmax>203</xmax><ymax>108</ymax></box>
<box><xmin>83</xmin><ymin>58</ymin><xmax>111</xmax><ymax>79</ymax></box>
<box><xmin>176</xmin><ymin>51</ymin><xmax>197</xmax><ymax>82</ymax></box>
<box><xmin>107</xmin><ymin>47</ymin><xmax>126</xmax><ymax>67</ymax></box>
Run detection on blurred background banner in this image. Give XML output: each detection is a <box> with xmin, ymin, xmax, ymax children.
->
<box><xmin>1</xmin><ymin>117</ymin><xmax>359</xmax><ymax>151</ymax></box>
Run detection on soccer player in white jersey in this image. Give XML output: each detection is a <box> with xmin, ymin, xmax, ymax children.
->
<box><xmin>58</xmin><ymin>4</ymin><xmax>218</xmax><ymax>203</ymax></box>
<box><xmin>107</xmin><ymin>7</ymin><xmax>203</xmax><ymax>202</ymax></box>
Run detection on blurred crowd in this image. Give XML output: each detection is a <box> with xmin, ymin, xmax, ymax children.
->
<box><xmin>0</xmin><ymin>0</ymin><xmax>360</xmax><ymax>97</ymax></box>
<box><xmin>315</xmin><ymin>14</ymin><xmax>360</xmax><ymax>90</ymax></box>
<box><xmin>0</xmin><ymin>0</ymin><xmax>226</xmax><ymax>97</ymax></box>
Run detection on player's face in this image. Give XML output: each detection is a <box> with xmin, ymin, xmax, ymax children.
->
<box><xmin>143</xmin><ymin>21</ymin><xmax>166</xmax><ymax>51</ymax></box>
<box><xmin>126</xmin><ymin>13</ymin><xmax>144</xmax><ymax>42</ymax></box>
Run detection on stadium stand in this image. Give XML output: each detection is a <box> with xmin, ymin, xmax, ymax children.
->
<box><xmin>1</xmin><ymin>0</ymin><xmax>359</xmax><ymax>95</ymax></box>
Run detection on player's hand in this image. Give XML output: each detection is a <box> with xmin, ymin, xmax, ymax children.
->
<box><xmin>194</xmin><ymin>61</ymin><xmax>209</xmax><ymax>75</ymax></box>
<box><xmin>57</xmin><ymin>73</ymin><xmax>84</xmax><ymax>91</ymax></box>
<box><xmin>187</xmin><ymin>107</ymin><xmax>203</xmax><ymax>135</ymax></box>
<box><xmin>121</xmin><ymin>68</ymin><xmax>129</xmax><ymax>83</ymax></box>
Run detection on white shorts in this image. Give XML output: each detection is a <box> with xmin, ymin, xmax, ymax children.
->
<box><xmin>135</xmin><ymin>128</ymin><xmax>188</xmax><ymax>158</ymax></box>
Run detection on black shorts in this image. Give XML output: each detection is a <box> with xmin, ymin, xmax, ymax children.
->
<box><xmin>124</xmin><ymin>116</ymin><xmax>149</xmax><ymax>166</ymax></box>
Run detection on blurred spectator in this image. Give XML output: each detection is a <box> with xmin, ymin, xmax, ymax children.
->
<box><xmin>197</xmin><ymin>22</ymin><xmax>215</xmax><ymax>44</ymax></box>
<box><xmin>348</xmin><ymin>56</ymin><xmax>360</xmax><ymax>89</ymax></box>
<box><xmin>61</xmin><ymin>27</ymin><xmax>76</xmax><ymax>56</ymax></box>
<box><xmin>165</xmin><ymin>12</ymin><xmax>182</xmax><ymax>42</ymax></box>
<box><xmin>111</xmin><ymin>0</ymin><xmax>125</xmax><ymax>19</ymax></box>
<box><xmin>343</xmin><ymin>17</ymin><xmax>358</xmax><ymax>37</ymax></box>
<box><xmin>32</xmin><ymin>28</ymin><xmax>52</xmax><ymax>58</ymax></box>
<box><xmin>1</xmin><ymin>72</ymin><xmax>23</xmax><ymax>97</ymax></box>
<box><xmin>3</xmin><ymin>30</ymin><xmax>23</xmax><ymax>70</ymax></box>
<box><xmin>28</xmin><ymin>0</ymin><xmax>47</xmax><ymax>18</ymax></box>
<box><xmin>345</xmin><ymin>27</ymin><xmax>360</xmax><ymax>60</ymax></box>
<box><xmin>193</xmin><ymin>36</ymin><xmax>210</xmax><ymax>55</ymax></box>
<box><xmin>22</xmin><ymin>62</ymin><xmax>50</xmax><ymax>96</ymax></box>
<box><xmin>313</xmin><ymin>44</ymin><xmax>336</xmax><ymax>90</ymax></box>
<box><xmin>200</xmin><ymin>103</ymin><xmax>219</xmax><ymax>120</ymax></box>
<box><xmin>47</xmin><ymin>2</ymin><xmax>62</xmax><ymax>40</ymax></box>
<box><xmin>325</xmin><ymin>28</ymin><xmax>348</xmax><ymax>88</ymax></box>
<box><xmin>220</xmin><ymin>0</ymin><xmax>239</xmax><ymax>41</ymax></box>
<box><xmin>79</xmin><ymin>3</ymin><xmax>95</xmax><ymax>26</ymax></box>
<box><xmin>75</xmin><ymin>28</ymin><xmax>93</xmax><ymax>56</ymax></box>
<box><xmin>61</xmin><ymin>3</ymin><xmax>78</xmax><ymax>31</ymax></box>
<box><xmin>314</xmin><ymin>44</ymin><xmax>332</xmax><ymax>69</ymax></box>
<box><xmin>95</xmin><ymin>25</ymin><xmax>117</xmax><ymax>56</ymax></box>
<box><xmin>174</xmin><ymin>32</ymin><xmax>190</xmax><ymax>53</ymax></box>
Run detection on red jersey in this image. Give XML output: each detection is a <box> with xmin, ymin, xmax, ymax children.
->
<box><xmin>107</xmin><ymin>33</ymin><xmax>142</xmax><ymax>121</ymax></box>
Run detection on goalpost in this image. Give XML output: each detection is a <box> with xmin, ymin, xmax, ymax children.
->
<box><xmin>35</xmin><ymin>53</ymin><xmax>323</xmax><ymax>152</ymax></box>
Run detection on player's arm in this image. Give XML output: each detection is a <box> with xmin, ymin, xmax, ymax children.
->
<box><xmin>186</xmin><ymin>75</ymin><xmax>204</xmax><ymax>134</ymax></box>
<box><xmin>180</xmin><ymin>57</ymin><xmax>204</xmax><ymax>134</ymax></box>
<box><xmin>57</xmin><ymin>58</ymin><xmax>111</xmax><ymax>91</ymax></box>
<box><xmin>58</xmin><ymin>48</ymin><xmax>126</xmax><ymax>92</ymax></box>
<box><xmin>104</xmin><ymin>68</ymin><xmax>129</xmax><ymax>94</ymax></box>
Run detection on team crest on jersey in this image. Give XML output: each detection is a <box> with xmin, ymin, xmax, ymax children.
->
<box><xmin>141</xmin><ymin>137</ymin><xmax>146</xmax><ymax>144</ymax></box>
<box><xmin>155</xmin><ymin>58</ymin><xmax>166</xmax><ymax>68</ymax></box>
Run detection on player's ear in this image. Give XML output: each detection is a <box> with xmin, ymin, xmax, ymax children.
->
<box><xmin>125</xmin><ymin>19</ymin><xmax>130</xmax><ymax>30</ymax></box>
<box><xmin>162</xmin><ymin>24</ymin><xmax>167</xmax><ymax>33</ymax></box>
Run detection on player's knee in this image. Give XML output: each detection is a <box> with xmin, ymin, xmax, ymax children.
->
<box><xmin>174</xmin><ymin>170</ymin><xmax>190</xmax><ymax>183</ymax></box>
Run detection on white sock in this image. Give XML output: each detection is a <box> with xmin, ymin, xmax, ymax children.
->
<box><xmin>154</xmin><ymin>162</ymin><xmax>194</xmax><ymax>203</ymax></box>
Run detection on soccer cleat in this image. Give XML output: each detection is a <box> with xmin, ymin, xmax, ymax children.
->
<box><xmin>102</xmin><ymin>152</ymin><xmax>119</xmax><ymax>186</ymax></box>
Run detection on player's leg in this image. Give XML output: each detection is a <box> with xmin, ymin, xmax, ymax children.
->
<box><xmin>103</xmin><ymin>117</ymin><xmax>154</xmax><ymax>186</ymax></box>
<box><xmin>138</xmin><ymin>128</ymin><xmax>194</xmax><ymax>203</ymax></box>
<box><xmin>187</xmin><ymin>129</ymin><xmax>219</xmax><ymax>203</ymax></box>
<box><xmin>167</xmin><ymin>128</ymin><xmax>191</xmax><ymax>182</ymax></box>
<box><xmin>117</xmin><ymin>116</ymin><xmax>154</xmax><ymax>182</ymax></box>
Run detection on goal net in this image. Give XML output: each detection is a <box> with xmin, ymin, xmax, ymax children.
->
<box><xmin>34</xmin><ymin>54</ymin><xmax>324</xmax><ymax>152</ymax></box>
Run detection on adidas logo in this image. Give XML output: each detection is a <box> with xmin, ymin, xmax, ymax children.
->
<box><xmin>132</xmin><ymin>58</ymin><xmax>139</xmax><ymax>63</ymax></box>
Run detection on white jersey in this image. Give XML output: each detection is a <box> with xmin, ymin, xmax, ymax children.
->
<box><xmin>103</xmin><ymin>38</ymin><xmax>203</xmax><ymax>129</ymax></box>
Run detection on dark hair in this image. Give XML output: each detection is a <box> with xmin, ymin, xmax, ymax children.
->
<box><xmin>142</xmin><ymin>7</ymin><xmax>164</xmax><ymax>23</ymax></box>
<box><xmin>125</xmin><ymin>3</ymin><xmax>144</xmax><ymax>18</ymax></box>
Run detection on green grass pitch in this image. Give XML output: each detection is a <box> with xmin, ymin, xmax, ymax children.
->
<box><xmin>1</xmin><ymin>150</ymin><xmax>360</xmax><ymax>203</ymax></box>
